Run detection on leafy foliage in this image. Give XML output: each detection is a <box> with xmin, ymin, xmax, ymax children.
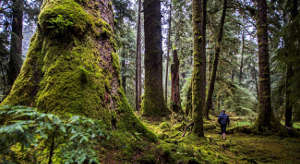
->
<box><xmin>0</xmin><ymin>105</ymin><xmax>109</xmax><ymax>164</ymax></box>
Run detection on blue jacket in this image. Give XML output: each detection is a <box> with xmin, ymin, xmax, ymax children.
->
<box><xmin>218</xmin><ymin>112</ymin><xmax>230</xmax><ymax>125</ymax></box>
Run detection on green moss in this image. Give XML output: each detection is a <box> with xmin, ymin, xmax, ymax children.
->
<box><xmin>1</xmin><ymin>1</ymin><xmax>162</xmax><ymax>163</ymax></box>
<box><xmin>2</xmin><ymin>0</ymin><xmax>155</xmax><ymax>141</ymax></box>
<box><xmin>115</xmin><ymin>89</ymin><xmax>157</xmax><ymax>142</ymax></box>
<box><xmin>2</xmin><ymin>32</ymin><xmax>43</xmax><ymax>106</ymax></box>
<box><xmin>39</xmin><ymin>0</ymin><xmax>92</xmax><ymax>38</ymax></box>
<box><xmin>159</xmin><ymin>122</ymin><xmax>171</xmax><ymax>130</ymax></box>
<box><xmin>141</xmin><ymin>92</ymin><xmax>170</xmax><ymax>119</ymax></box>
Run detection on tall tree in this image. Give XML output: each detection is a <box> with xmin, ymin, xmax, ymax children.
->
<box><xmin>142</xmin><ymin>0</ymin><xmax>169</xmax><ymax>118</ymax></box>
<box><xmin>192</xmin><ymin>0</ymin><xmax>207</xmax><ymax>137</ymax></box>
<box><xmin>7</xmin><ymin>0</ymin><xmax>23</xmax><ymax>91</ymax></box>
<box><xmin>285</xmin><ymin>0</ymin><xmax>298</xmax><ymax>127</ymax></box>
<box><xmin>205</xmin><ymin>0</ymin><xmax>227</xmax><ymax>120</ymax></box>
<box><xmin>239</xmin><ymin>30</ymin><xmax>245</xmax><ymax>84</ymax></box>
<box><xmin>2</xmin><ymin>0</ymin><xmax>153</xmax><ymax>139</ymax></box>
<box><xmin>170</xmin><ymin>49</ymin><xmax>181</xmax><ymax>113</ymax></box>
<box><xmin>135</xmin><ymin>0</ymin><xmax>142</xmax><ymax>111</ymax></box>
<box><xmin>165</xmin><ymin>1</ymin><xmax>172</xmax><ymax>104</ymax></box>
<box><xmin>254</xmin><ymin>0</ymin><xmax>279</xmax><ymax>130</ymax></box>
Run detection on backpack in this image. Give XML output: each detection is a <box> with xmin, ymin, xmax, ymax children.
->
<box><xmin>218</xmin><ymin>113</ymin><xmax>228</xmax><ymax>125</ymax></box>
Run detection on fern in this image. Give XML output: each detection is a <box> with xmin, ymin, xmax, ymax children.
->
<box><xmin>0</xmin><ymin>105</ymin><xmax>109</xmax><ymax>164</ymax></box>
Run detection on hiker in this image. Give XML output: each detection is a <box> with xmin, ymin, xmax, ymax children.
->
<box><xmin>218</xmin><ymin>109</ymin><xmax>230</xmax><ymax>140</ymax></box>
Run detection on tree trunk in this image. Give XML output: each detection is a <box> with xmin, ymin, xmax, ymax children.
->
<box><xmin>231</xmin><ymin>57</ymin><xmax>235</xmax><ymax>82</ymax></box>
<box><xmin>170</xmin><ymin>50</ymin><xmax>181</xmax><ymax>113</ymax></box>
<box><xmin>7</xmin><ymin>0</ymin><xmax>23</xmax><ymax>92</ymax></box>
<box><xmin>205</xmin><ymin>0</ymin><xmax>227</xmax><ymax>120</ymax></box>
<box><xmin>135</xmin><ymin>0</ymin><xmax>142</xmax><ymax>111</ymax></box>
<box><xmin>231</xmin><ymin>70</ymin><xmax>235</xmax><ymax>82</ymax></box>
<box><xmin>142</xmin><ymin>0</ymin><xmax>169</xmax><ymax>118</ymax></box>
<box><xmin>192</xmin><ymin>0</ymin><xmax>207</xmax><ymax>137</ymax></box>
<box><xmin>239</xmin><ymin>30</ymin><xmax>245</xmax><ymax>84</ymax></box>
<box><xmin>285</xmin><ymin>0</ymin><xmax>298</xmax><ymax>127</ymax></box>
<box><xmin>0</xmin><ymin>63</ymin><xmax>8</xmax><ymax>96</ymax></box>
<box><xmin>208</xmin><ymin>48</ymin><xmax>213</xmax><ymax>82</ymax></box>
<box><xmin>185</xmin><ymin>81</ymin><xmax>192</xmax><ymax>117</ymax></box>
<box><xmin>121</xmin><ymin>52</ymin><xmax>127</xmax><ymax>93</ymax></box>
<box><xmin>285</xmin><ymin>65</ymin><xmax>293</xmax><ymax>127</ymax></box>
<box><xmin>254</xmin><ymin>0</ymin><xmax>279</xmax><ymax>130</ymax></box>
<box><xmin>2</xmin><ymin>0</ymin><xmax>154</xmax><ymax>139</ymax></box>
<box><xmin>165</xmin><ymin>1</ymin><xmax>172</xmax><ymax>105</ymax></box>
<box><xmin>252</xmin><ymin>66</ymin><xmax>259</xmax><ymax>99</ymax></box>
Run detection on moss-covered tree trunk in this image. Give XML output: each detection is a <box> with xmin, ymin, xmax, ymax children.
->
<box><xmin>121</xmin><ymin>51</ymin><xmax>127</xmax><ymax>93</ymax></box>
<box><xmin>205</xmin><ymin>0</ymin><xmax>227</xmax><ymax>120</ymax></box>
<box><xmin>254</xmin><ymin>0</ymin><xmax>279</xmax><ymax>130</ymax></box>
<box><xmin>142</xmin><ymin>0</ymin><xmax>169</xmax><ymax>118</ymax></box>
<box><xmin>170</xmin><ymin>50</ymin><xmax>181</xmax><ymax>113</ymax></box>
<box><xmin>7</xmin><ymin>0</ymin><xmax>23</xmax><ymax>93</ymax></box>
<box><xmin>165</xmin><ymin>1</ymin><xmax>172</xmax><ymax>104</ymax></box>
<box><xmin>135</xmin><ymin>0</ymin><xmax>142</xmax><ymax>111</ymax></box>
<box><xmin>185</xmin><ymin>81</ymin><xmax>192</xmax><ymax>117</ymax></box>
<box><xmin>192</xmin><ymin>0</ymin><xmax>206</xmax><ymax>137</ymax></box>
<box><xmin>2</xmin><ymin>0</ymin><xmax>153</xmax><ymax>139</ymax></box>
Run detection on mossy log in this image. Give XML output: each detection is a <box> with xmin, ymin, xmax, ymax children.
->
<box><xmin>2</xmin><ymin>0</ymin><xmax>155</xmax><ymax>140</ymax></box>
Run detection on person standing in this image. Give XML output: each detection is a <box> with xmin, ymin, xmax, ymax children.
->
<box><xmin>218</xmin><ymin>110</ymin><xmax>230</xmax><ymax>140</ymax></box>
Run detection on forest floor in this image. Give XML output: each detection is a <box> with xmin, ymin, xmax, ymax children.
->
<box><xmin>139</xmin><ymin>115</ymin><xmax>300</xmax><ymax>164</ymax></box>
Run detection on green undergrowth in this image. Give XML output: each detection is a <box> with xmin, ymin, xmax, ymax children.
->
<box><xmin>1</xmin><ymin>106</ymin><xmax>300</xmax><ymax>163</ymax></box>
<box><xmin>0</xmin><ymin>106</ymin><xmax>156</xmax><ymax>163</ymax></box>
<box><xmin>138</xmin><ymin>115</ymin><xmax>300</xmax><ymax>163</ymax></box>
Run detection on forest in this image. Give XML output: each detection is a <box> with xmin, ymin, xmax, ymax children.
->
<box><xmin>0</xmin><ymin>0</ymin><xmax>300</xmax><ymax>163</ymax></box>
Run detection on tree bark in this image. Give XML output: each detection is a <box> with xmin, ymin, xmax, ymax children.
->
<box><xmin>165</xmin><ymin>1</ymin><xmax>172</xmax><ymax>105</ymax></box>
<box><xmin>185</xmin><ymin>81</ymin><xmax>192</xmax><ymax>117</ymax></box>
<box><xmin>208</xmin><ymin>48</ymin><xmax>213</xmax><ymax>82</ymax></box>
<box><xmin>252</xmin><ymin>65</ymin><xmax>259</xmax><ymax>99</ymax></box>
<box><xmin>239</xmin><ymin>30</ymin><xmax>245</xmax><ymax>84</ymax></box>
<box><xmin>121</xmin><ymin>52</ymin><xmax>126</xmax><ymax>93</ymax></box>
<box><xmin>7</xmin><ymin>0</ymin><xmax>23</xmax><ymax>92</ymax></box>
<box><xmin>205</xmin><ymin>0</ymin><xmax>227</xmax><ymax>120</ymax></box>
<box><xmin>192</xmin><ymin>0</ymin><xmax>207</xmax><ymax>137</ymax></box>
<box><xmin>2</xmin><ymin>0</ymin><xmax>154</xmax><ymax>139</ymax></box>
<box><xmin>285</xmin><ymin>0</ymin><xmax>298</xmax><ymax>127</ymax></box>
<box><xmin>170</xmin><ymin>49</ymin><xmax>181</xmax><ymax>113</ymax></box>
<box><xmin>254</xmin><ymin>0</ymin><xmax>278</xmax><ymax>130</ymax></box>
<box><xmin>285</xmin><ymin>66</ymin><xmax>293</xmax><ymax>127</ymax></box>
<box><xmin>135</xmin><ymin>0</ymin><xmax>142</xmax><ymax>111</ymax></box>
<box><xmin>142</xmin><ymin>0</ymin><xmax>169</xmax><ymax>118</ymax></box>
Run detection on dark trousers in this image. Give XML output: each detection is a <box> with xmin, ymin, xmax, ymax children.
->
<box><xmin>221</xmin><ymin>124</ymin><xmax>227</xmax><ymax>134</ymax></box>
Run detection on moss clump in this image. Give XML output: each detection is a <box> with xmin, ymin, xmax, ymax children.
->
<box><xmin>39</xmin><ymin>0</ymin><xmax>92</xmax><ymax>38</ymax></box>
